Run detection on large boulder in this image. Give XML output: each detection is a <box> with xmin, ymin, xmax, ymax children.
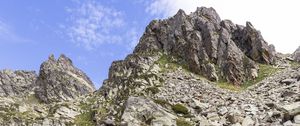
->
<box><xmin>134</xmin><ymin>7</ymin><xmax>272</xmax><ymax>85</ymax></box>
<box><xmin>0</xmin><ymin>69</ymin><xmax>37</xmax><ymax>97</ymax></box>
<box><xmin>292</xmin><ymin>46</ymin><xmax>300</xmax><ymax>62</ymax></box>
<box><xmin>121</xmin><ymin>96</ymin><xmax>177</xmax><ymax>126</ymax></box>
<box><xmin>35</xmin><ymin>54</ymin><xmax>95</xmax><ymax>103</ymax></box>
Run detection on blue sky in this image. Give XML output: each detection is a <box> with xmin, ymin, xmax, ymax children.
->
<box><xmin>0</xmin><ymin>0</ymin><xmax>299</xmax><ymax>88</ymax></box>
<box><xmin>0</xmin><ymin>0</ymin><xmax>161</xmax><ymax>88</ymax></box>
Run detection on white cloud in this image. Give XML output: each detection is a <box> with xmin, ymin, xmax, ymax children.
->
<box><xmin>67</xmin><ymin>0</ymin><xmax>125</xmax><ymax>50</ymax></box>
<box><xmin>145</xmin><ymin>0</ymin><xmax>300</xmax><ymax>53</ymax></box>
<box><xmin>0</xmin><ymin>20</ymin><xmax>31</xmax><ymax>43</ymax></box>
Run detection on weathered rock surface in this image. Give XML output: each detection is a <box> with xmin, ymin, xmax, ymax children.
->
<box><xmin>35</xmin><ymin>54</ymin><xmax>95</xmax><ymax>103</ymax></box>
<box><xmin>292</xmin><ymin>46</ymin><xmax>300</xmax><ymax>62</ymax></box>
<box><xmin>121</xmin><ymin>96</ymin><xmax>176</xmax><ymax>126</ymax></box>
<box><xmin>134</xmin><ymin>7</ymin><xmax>274</xmax><ymax>85</ymax></box>
<box><xmin>0</xmin><ymin>69</ymin><xmax>37</xmax><ymax>97</ymax></box>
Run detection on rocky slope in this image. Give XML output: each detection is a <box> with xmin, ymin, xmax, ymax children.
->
<box><xmin>0</xmin><ymin>54</ymin><xmax>95</xmax><ymax>125</ymax></box>
<box><xmin>0</xmin><ymin>6</ymin><xmax>300</xmax><ymax>126</ymax></box>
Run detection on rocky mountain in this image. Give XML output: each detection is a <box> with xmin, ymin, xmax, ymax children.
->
<box><xmin>0</xmin><ymin>7</ymin><xmax>300</xmax><ymax>126</ymax></box>
<box><xmin>35</xmin><ymin>54</ymin><xmax>95</xmax><ymax>103</ymax></box>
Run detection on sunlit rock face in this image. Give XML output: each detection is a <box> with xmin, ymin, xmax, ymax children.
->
<box><xmin>134</xmin><ymin>7</ymin><xmax>275</xmax><ymax>85</ymax></box>
<box><xmin>0</xmin><ymin>69</ymin><xmax>37</xmax><ymax>97</ymax></box>
<box><xmin>35</xmin><ymin>54</ymin><xmax>95</xmax><ymax>103</ymax></box>
<box><xmin>292</xmin><ymin>46</ymin><xmax>300</xmax><ymax>62</ymax></box>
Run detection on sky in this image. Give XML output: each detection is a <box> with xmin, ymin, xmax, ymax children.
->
<box><xmin>0</xmin><ymin>0</ymin><xmax>299</xmax><ymax>88</ymax></box>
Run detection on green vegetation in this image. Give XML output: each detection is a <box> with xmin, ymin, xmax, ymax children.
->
<box><xmin>0</xmin><ymin>104</ymin><xmax>40</xmax><ymax>124</ymax></box>
<box><xmin>48</xmin><ymin>103</ymin><xmax>69</xmax><ymax>116</ymax></box>
<box><xmin>172</xmin><ymin>104</ymin><xmax>189</xmax><ymax>115</ymax></box>
<box><xmin>25</xmin><ymin>94</ymin><xmax>42</xmax><ymax>104</ymax></box>
<box><xmin>217</xmin><ymin>81</ymin><xmax>242</xmax><ymax>92</ymax></box>
<box><xmin>217</xmin><ymin>64</ymin><xmax>279</xmax><ymax>91</ymax></box>
<box><xmin>153</xmin><ymin>99</ymin><xmax>171</xmax><ymax>108</ymax></box>
<box><xmin>74</xmin><ymin>110</ymin><xmax>96</xmax><ymax>126</ymax></box>
<box><xmin>145</xmin><ymin>86</ymin><xmax>160</xmax><ymax>94</ymax></box>
<box><xmin>176</xmin><ymin>118</ymin><xmax>193</xmax><ymax>126</ymax></box>
<box><xmin>243</xmin><ymin>64</ymin><xmax>279</xmax><ymax>88</ymax></box>
<box><xmin>289</xmin><ymin>61</ymin><xmax>300</xmax><ymax>69</ymax></box>
<box><xmin>156</xmin><ymin>54</ymin><xmax>189</xmax><ymax>73</ymax></box>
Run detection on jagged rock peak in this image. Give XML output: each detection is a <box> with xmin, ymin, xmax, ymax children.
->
<box><xmin>134</xmin><ymin>6</ymin><xmax>275</xmax><ymax>85</ymax></box>
<box><xmin>35</xmin><ymin>54</ymin><xmax>95</xmax><ymax>103</ymax></box>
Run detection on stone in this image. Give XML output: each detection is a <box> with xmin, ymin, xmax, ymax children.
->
<box><xmin>280</xmin><ymin>79</ymin><xmax>297</xmax><ymax>85</ymax></box>
<box><xmin>294</xmin><ymin>115</ymin><xmax>300</xmax><ymax>124</ymax></box>
<box><xmin>218</xmin><ymin>106</ymin><xmax>228</xmax><ymax>115</ymax></box>
<box><xmin>283</xmin><ymin>120</ymin><xmax>294</xmax><ymax>126</ymax></box>
<box><xmin>292</xmin><ymin>46</ymin><xmax>300</xmax><ymax>62</ymax></box>
<box><xmin>241</xmin><ymin>116</ymin><xmax>254</xmax><ymax>126</ymax></box>
<box><xmin>103</xmin><ymin>118</ymin><xmax>115</xmax><ymax>126</ymax></box>
<box><xmin>121</xmin><ymin>96</ymin><xmax>176</xmax><ymax>126</ymax></box>
<box><xmin>281</xmin><ymin>102</ymin><xmax>300</xmax><ymax>117</ymax></box>
<box><xmin>53</xmin><ymin>106</ymin><xmax>80</xmax><ymax>119</ymax></box>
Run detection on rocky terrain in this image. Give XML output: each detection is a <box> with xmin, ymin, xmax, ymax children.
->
<box><xmin>0</xmin><ymin>7</ymin><xmax>300</xmax><ymax>126</ymax></box>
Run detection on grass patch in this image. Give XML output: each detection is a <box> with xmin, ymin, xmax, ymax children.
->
<box><xmin>242</xmin><ymin>64</ymin><xmax>279</xmax><ymax>88</ymax></box>
<box><xmin>156</xmin><ymin>54</ymin><xmax>189</xmax><ymax>73</ymax></box>
<box><xmin>176</xmin><ymin>118</ymin><xmax>192</xmax><ymax>126</ymax></box>
<box><xmin>26</xmin><ymin>94</ymin><xmax>42</xmax><ymax>104</ymax></box>
<box><xmin>153</xmin><ymin>99</ymin><xmax>171</xmax><ymax>108</ymax></box>
<box><xmin>217</xmin><ymin>81</ymin><xmax>242</xmax><ymax>92</ymax></box>
<box><xmin>74</xmin><ymin>110</ymin><xmax>96</xmax><ymax>126</ymax></box>
<box><xmin>217</xmin><ymin>64</ymin><xmax>279</xmax><ymax>91</ymax></box>
<box><xmin>172</xmin><ymin>104</ymin><xmax>189</xmax><ymax>115</ymax></box>
<box><xmin>289</xmin><ymin>61</ymin><xmax>300</xmax><ymax>69</ymax></box>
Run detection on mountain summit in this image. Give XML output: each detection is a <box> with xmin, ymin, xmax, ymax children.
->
<box><xmin>0</xmin><ymin>7</ymin><xmax>299</xmax><ymax>126</ymax></box>
<box><xmin>135</xmin><ymin>7</ymin><xmax>275</xmax><ymax>85</ymax></box>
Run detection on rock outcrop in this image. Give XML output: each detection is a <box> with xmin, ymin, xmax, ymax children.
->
<box><xmin>35</xmin><ymin>54</ymin><xmax>95</xmax><ymax>103</ymax></box>
<box><xmin>134</xmin><ymin>7</ymin><xmax>275</xmax><ymax>85</ymax></box>
<box><xmin>292</xmin><ymin>46</ymin><xmax>300</xmax><ymax>62</ymax></box>
<box><xmin>0</xmin><ymin>69</ymin><xmax>37</xmax><ymax>97</ymax></box>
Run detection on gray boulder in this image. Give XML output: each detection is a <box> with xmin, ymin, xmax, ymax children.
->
<box><xmin>121</xmin><ymin>96</ymin><xmax>176</xmax><ymax>126</ymax></box>
<box><xmin>292</xmin><ymin>46</ymin><xmax>300</xmax><ymax>62</ymax></box>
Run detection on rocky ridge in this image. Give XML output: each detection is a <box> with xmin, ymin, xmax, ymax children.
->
<box><xmin>0</xmin><ymin>54</ymin><xmax>95</xmax><ymax>125</ymax></box>
<box><xmin>0</xmin><ymin>6</ymin><xmax>299</xmax><ymax>126</ymax></box>
<box><xmin>35</xmin><ymin>54</ymin><xmax>95</xmax><ymax>103</ymax></box>
<box><xmin>134</xmin><ymin>7</ymin><xmax>275</xmax><ymax>85</ymax></box>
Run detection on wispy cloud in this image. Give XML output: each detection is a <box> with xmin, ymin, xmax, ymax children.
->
<box><xmin>67</xmin><ymin>0</ymin><xmax>126</xmax><ymax>50</ymax></box>
<box><xmin>145</xmin><ymin>0</ymin><xmax>200</xmax><ymax>17</ymax></box>
<box><xmin>0</xmin><ymin>19</ymin><xmax>31</xmax><ymax>43</ymax></box>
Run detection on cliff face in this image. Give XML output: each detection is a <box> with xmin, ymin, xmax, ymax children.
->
<box><xmin>134</xmin><ymin>7</ymin><xmax>275</xmax><ymax>85</ymax></box>
<box><xmin>0</xmin><ymin>70</ymin><xmax>37</xmax><ymax>96</ymax></box>
<box><xmin>35</xmin><ymin>54</ymin><xmax>95</xmax><ymax>103</ymax></box>
<box><xmin>0</xmin><ymin>6</ymin><xmax>300</xmax><ymax>126</ymax></box>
